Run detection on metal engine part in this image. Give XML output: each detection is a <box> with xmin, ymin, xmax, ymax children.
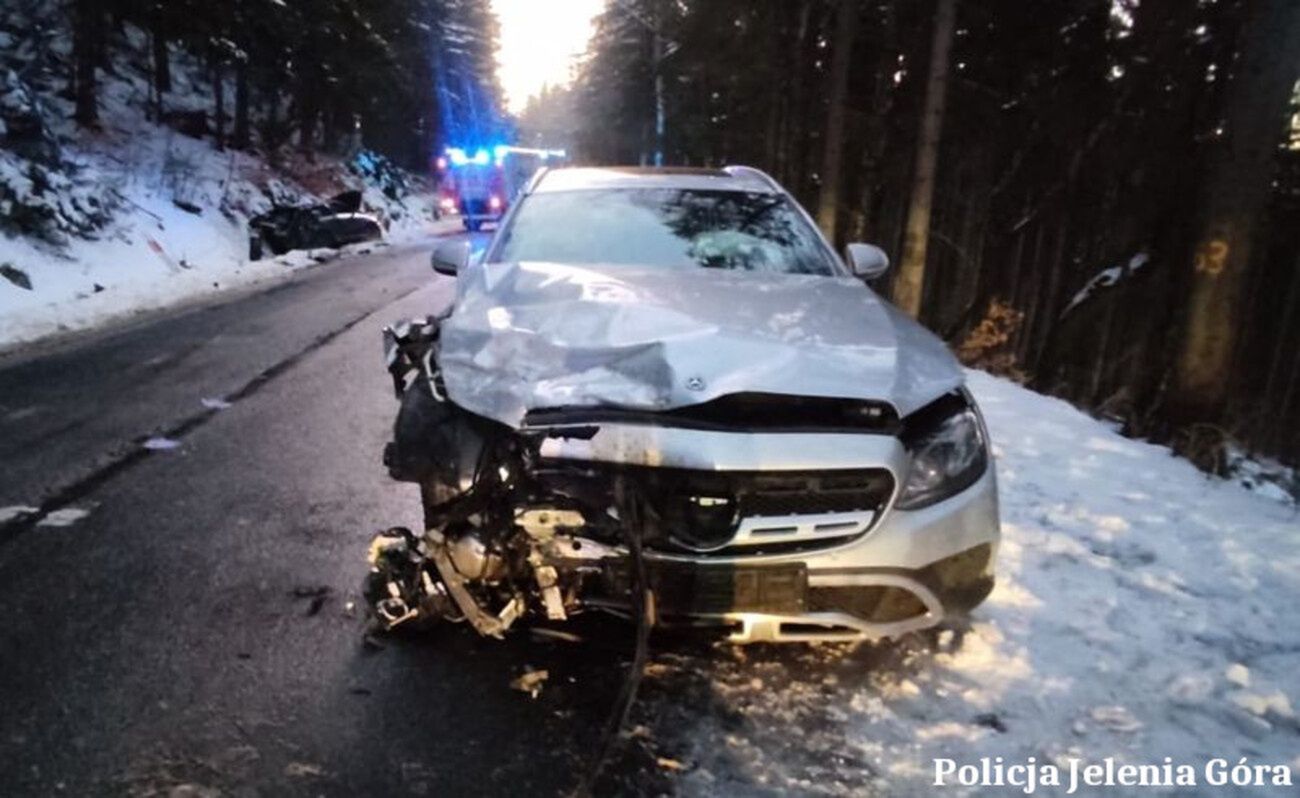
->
<box><xmin>372</xmin><ymin>317</ymin><xmax>621</xmax><ymax>638</ymax></box>
<box><xmin>363</xmin><ymin>528</ymin><xmax>457</xmax><ymax>630</ymax></box>
<box><xmin>516</xmin><ymin>507</ymin><xmax>585</xmax><ymax>540</ymax></box>
<box><xmin>363</xmin><ymin>498</ymin><xmax>618</xmax><ymax>636</ymax></box>
<box><xmin>518</xmin><ymin>507</ymin><xmax>587</xmax><ymax>622</ymax></box>
<box><xmin>425</xmin><ymin>528</ymin><xmax>524</xmax><ymax>638</ymax></box>
<box><xmin>445</xmin><ymin>530</ymin><xmax>504</xmax><ymax>581</ymax></box>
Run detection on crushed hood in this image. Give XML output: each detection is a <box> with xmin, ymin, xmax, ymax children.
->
<box><xmin>438</xmin><ymin>260</ymin><xmax>964</xmax><ymax>428</ymax></box>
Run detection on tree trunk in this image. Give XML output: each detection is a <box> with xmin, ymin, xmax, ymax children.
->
<box><xmin>72</xmin><ymin>0</ymin><xmax>99</xmax><ymax>127</ymax></box>
<box><xmin>893</xmin><ymin>0</ymin><xmax>956</xmax><ymax>318</ymax></box>
<box><xmin>815</xmin><ymin>0</ymin><xmax>857</xmax><ymax>242</ymax></box>
<box><xmin>151</xmin><ymin>9</ymin><xmax>170</xmax><ymax>95</ymax></box>
<box><xmin>233</xmin><ymin>61</ymin><xmax>250</xmax><ymax>150</ymax></box>
<box><xmin>1171</xmin><ymin>0</ymin><xmax>1300</xmax><ymax>421</ymax></box>
<box><xmin>212</xmin><ymin>60</ymin><xmax>225</xmax><ymax>151</ymax></box>
<box><xmin>297</xmin><ymin>74</ymin><xmax>318</xmax><ymax>156</ymax></box>
<box><xmin>780</xmin><ymin>1</ymin><xmax>812</xmax><ymax>191</ymax></box>
<box><xmin>763</xmin><ymin>0</ymin><xmax>785</xmax><ymax>170</ymax></box>
<box><xmin>855</xmin><ymin>0</ymin><xmax>898</xmax><ymax>243</ymax></box>
<box><xmin>1262</xmin><ymin>249</ymin><xmax>1300</xmax><ymax>409</ymax></box>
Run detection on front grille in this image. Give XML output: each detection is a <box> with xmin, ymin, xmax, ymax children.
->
<box><xmin>533</xmin><ymin>462</ymin><xmax>895</xmax><ymax>554</ymax></box>
<box><xmin>641</xmin><ymin>468</ymin><xmax>894</xmax><ymax>554</ymax></box>
<box><xmin>739</xmin><ymin>472</ymin><xmax>885</xmax><ymax>516</ymax></box>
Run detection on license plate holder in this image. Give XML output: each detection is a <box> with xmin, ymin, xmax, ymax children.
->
<box><xmin>646</xmin><ymin>562</ymin><xmax>807</xmax><ymax>615</ymax></box>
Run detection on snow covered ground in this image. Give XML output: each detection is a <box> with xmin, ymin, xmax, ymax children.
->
<box><xmin>0</xmin><ymin>25</ymin><xmax>440</xmax><ymax>351</ymax></box>
<box><xmin>0</xmin><ymin>132</ymin><xmax>441</xmax><ymax>350</ymax></box>
<box><xmin>636</xmin><ymin>370</ymin><xmax>1300</xmax><ymax>796</ymax></box>
<box><xmin>0</xmin><ymin>184</ymin><xmax>439</xmax><ymax>350</ymax></box>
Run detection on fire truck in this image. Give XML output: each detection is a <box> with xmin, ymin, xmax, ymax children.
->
<box><xmin>435</xmin><ymin>145</ymin><xmax>566</xmax><ymax>231</ymax></box>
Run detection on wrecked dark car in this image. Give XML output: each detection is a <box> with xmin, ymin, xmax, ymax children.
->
<box><xmin>368</xmin><ymin>166</ymin><xmax>1000</xmax><ymax>644</ymax></box>
<box><xmin>248</xmin><ymin>190</ymin><xmax>382</xmax><ymax>259</ymax></box>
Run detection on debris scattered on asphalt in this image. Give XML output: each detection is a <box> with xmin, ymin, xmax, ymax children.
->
<box><xmin>656</xmin><ymin>756</ymin><xmax>686</xmax><ymax>772</ymax></box>
<box><xmin>973</xmin><ymin>712</ymin><xmax>1008</xmax><ymax>733</ymax></box>
<box><xmin>342</xmin><ymin>600</ymin><xmax>357</xmax><ymax>618</ymax></box>
<box><xmin>143</xmin><ymin>436</ymin><xmax>181</xmax><ymax>450</ymax></box>
<box><xmin>36</xmin><ymin>507</ymin><xmax>91</xmax><ymax>527</ymax></box>
<box><xmin>200</xmin><ymin>397</ymin><xmax>232</xmax><ymax>410</ymax></box>
<box><xmin>510</xmin><ymin>668</ymin><xmax>549</xmax><ymax>698</ymax></box>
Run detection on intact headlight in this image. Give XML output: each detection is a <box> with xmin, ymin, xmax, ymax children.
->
<box><xmin>896</xmin><ymin>403</ymin><xmax>988</xmax><ymax>510</ymax></box>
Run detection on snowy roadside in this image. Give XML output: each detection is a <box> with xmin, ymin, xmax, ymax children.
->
<box><xmin>0</xmin><ymin>200</ymin><xmax>451</xmax><ymax>353</ymax></box>
<box><xmin>635</xmin><ymin>370</ymin><xmax>1300</xmax><ymax>796</ymax></box>
<box><xmin>0</xmin><ymin>21</ymin><xmax>448</xmax><ymax>352</ymax></box>
<box><xmin>0</xmin><ymin>121</ymin><xmax>449</xmax><ymax>351</ymax></box>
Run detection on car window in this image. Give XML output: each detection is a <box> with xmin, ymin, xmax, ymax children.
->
<box><xmin>489</xmin><ymin>188</ymin><xmax>837</xmax><ymax>276</ymax></box>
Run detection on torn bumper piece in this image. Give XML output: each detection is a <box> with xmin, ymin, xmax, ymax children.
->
<box><xmin>592</xmin><ymin>543</ymin><xmax>995</xmax><ymax>643</ymax></box>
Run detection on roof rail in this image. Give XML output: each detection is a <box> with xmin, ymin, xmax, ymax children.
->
<box><xmin>523</xmin><ymin>166</ymin><xmax>551</xmax><ymax>196</ymax></box>
<box><xmin>722</xmin><ymin>165</ymin><xmax>782</xmax><ymax>192</ymax></box>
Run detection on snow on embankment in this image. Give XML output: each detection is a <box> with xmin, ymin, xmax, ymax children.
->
<box><xmin>0</xmin><ymin>141</ymin><xmax>433</xmax><ymax>348</ymax></box>
<box><xmin>0</xmin><ymin>26</ymin><xmax>437</xmax><ymax>350</ymax></box>
<box><xmin>645</xmin><ymin>371</ymin><xmax>1300</xmax><ymax>796</ymax></box>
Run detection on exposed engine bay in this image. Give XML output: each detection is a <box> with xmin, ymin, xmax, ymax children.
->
<box><xmin>365</xmin><ymin>310</ymin><xmax>995</xmax><ymax>643</ymax></box>
<box><xmin>367</xmin><ymin>315</ymin><xmax>660</xmax><ymax>638</ymax></box>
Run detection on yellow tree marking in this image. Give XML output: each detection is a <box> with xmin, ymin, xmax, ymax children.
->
<box><xmin>1194</xmin><ymin>239</ymin><xmax>1230</xmax><ymax>276</ymax></box>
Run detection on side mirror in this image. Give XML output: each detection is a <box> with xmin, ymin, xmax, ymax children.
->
<box><xmin>845</xmin><ymin>243</ymin><xmax>890</xmax><ymax>280</ymax></box>
<box><xmin>431</xmin><ymin>239</ymin><xmax>470</xmax><ymax>276</ymax></box>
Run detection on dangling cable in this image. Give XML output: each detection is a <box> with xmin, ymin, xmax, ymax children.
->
<box><xmin>571</xmin><ymin>477</ymin><xmax>655</xmax><ymax>797</ymax></box>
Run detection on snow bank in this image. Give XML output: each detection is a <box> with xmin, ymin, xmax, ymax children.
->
<box><xmin>639</xmin><ymin>370</ymin><xmax>1300</xmax><ymax>796</ymax></box>
<box><xmin>0</xmin><ymin>24</ymin><xmax>438</xmax><ymax>350</ymax></box>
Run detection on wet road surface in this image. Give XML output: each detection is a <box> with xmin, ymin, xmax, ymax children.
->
<box><xmin>0</xmin><ymin>231</ymin><xmax>903</xmax><ymax>797</ymax></box>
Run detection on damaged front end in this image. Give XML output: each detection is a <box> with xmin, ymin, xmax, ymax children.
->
<box><xmin>369</xmin><ymin>317</ymin><xmax>649</xmax><ymax>638</ymax></box>
<box><xmin>368</xmin><ymin>307</ymin><xmax>998</xmax><ymax>644</ymax></box>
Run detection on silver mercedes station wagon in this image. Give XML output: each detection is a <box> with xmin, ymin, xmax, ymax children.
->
<box><xmin>371</xmin><ymin>166</ymin><xmax>1000</xmax><ymax>643</ymax></box>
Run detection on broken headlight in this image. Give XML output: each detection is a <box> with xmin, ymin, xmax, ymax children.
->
<box><xmin>896</xmin><ymin>400</ymin><xmax>987</xmax><ymax>510</ymax></box>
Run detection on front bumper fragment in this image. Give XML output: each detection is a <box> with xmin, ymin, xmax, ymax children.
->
<box><xmin>592</xmin><ymin>541</ymin><xmax>995</xmax><ymax>643</ymax></box>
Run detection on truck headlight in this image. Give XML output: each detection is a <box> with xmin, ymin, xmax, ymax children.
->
<box><xmin>896</xmin><ymin>404</ymin><xmax>987</xmax><ymax>510</ymax></box>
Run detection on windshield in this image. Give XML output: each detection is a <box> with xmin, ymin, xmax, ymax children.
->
<box><xmin>489</xmin><ymin>188</ymin><xmax>837</xmax><ymax>275</ymax></box>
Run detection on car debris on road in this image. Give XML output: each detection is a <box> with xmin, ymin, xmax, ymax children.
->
<box><xmin>248</xmin><ymin>190</ymin><xmax>384</xmax><ymax>260</ymax></box>
<box><xmin>509</xmin><ymin>668</ymin><xmax>549</xmax><ymax>698</ymax></box>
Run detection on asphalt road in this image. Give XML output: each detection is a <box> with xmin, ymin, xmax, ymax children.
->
<box><xmin>0</xmin><ymin>233</ymin><xmax>898</xmax><ymax>797</ymax></box>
